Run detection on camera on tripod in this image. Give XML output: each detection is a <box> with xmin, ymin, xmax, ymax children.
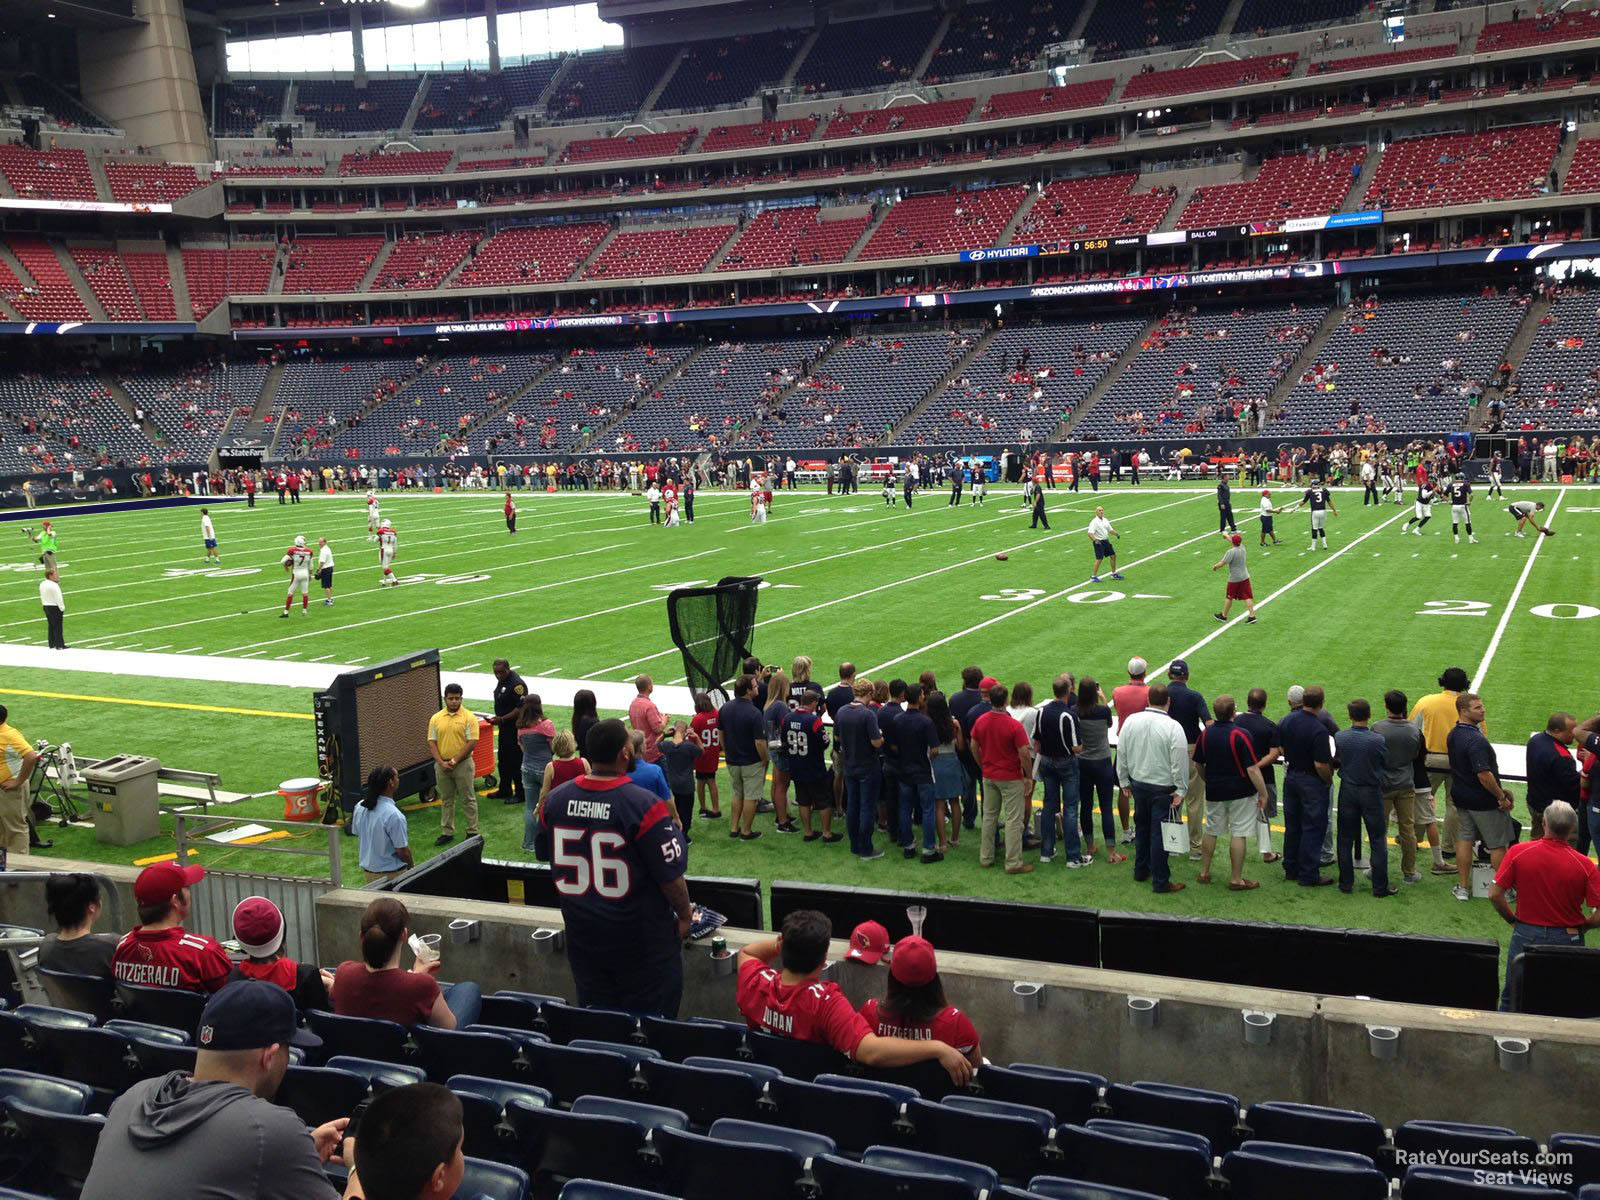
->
<box><xmin>31</xmin><ymin>741</ymin><xmax>82</xmax><ymax>826</ymax></box>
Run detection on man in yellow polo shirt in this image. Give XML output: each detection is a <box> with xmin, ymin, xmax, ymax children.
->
<box><xmin>428</xmin><ymin>683</ymin><xmax>479</xmax><ymax>846</ymax></box>
<box><xmin>1411</xmin><ymin>666</ymin><xmax>1479</xmax><ymax>865</ymax></box>
<box><xmin>0</xmin><ymin>705</ymin><xmax>40</xmax><ymax>858</ymax></box>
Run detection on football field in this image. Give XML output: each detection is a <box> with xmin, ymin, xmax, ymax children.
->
<box><xmin>0</xmin><ymin>480</ymin><xmax>1594</xmax><ymax>959</ymax></box>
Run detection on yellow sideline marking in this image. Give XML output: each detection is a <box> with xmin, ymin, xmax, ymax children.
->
<box><xmin>132</xmin><ymin>852</ymin><xmax>187</xmax><ymax>866</ymax></box>
<box><xmin>233</xmin><ymin>831</ymin><xmax>292</xmax><ymax>846</ymax></box>
<box><xmin>0</xmin><ymin>687</ymin><xmax>311</xmax><ymax>721</ymax></box>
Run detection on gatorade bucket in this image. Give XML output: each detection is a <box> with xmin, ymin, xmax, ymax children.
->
<box><xmin>473</xmin><ymin>718</ymin><xmax>496</xmax><ymax>779</ymax></box>
<box><xmin>279</xmin><ymin>777</ymin><xmax>323</xmax><ymax>822</ymax></box>
<box><xmin>546</xmin><ymin>484</ymin><xmax>556</xmax><ymax>493</ymax></box>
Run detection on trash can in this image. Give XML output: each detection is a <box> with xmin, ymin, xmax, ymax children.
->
<box><xmin>84</xmin><ymin>755</ymin><xmax>162</xmax><ymax>846</ymax></box>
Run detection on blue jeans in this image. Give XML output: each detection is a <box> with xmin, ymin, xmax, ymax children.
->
<box><xmin>1038</xmin><ymin>757</ymin><xmax>1082</xmax><ymax>861</ymax></box>
<box><xmin>441</xmin><ymin>981</ymin><xmax>483</xmax><ymax>1028</ymax></box>
<box><xmin>1501</xmin><ymin>922</ymin><xmax>1584</xmax><ymax>1011</ymax></box>
<box><xmin>1130</xmin><ymin>781</ymin><xmax>1177</xmax><ymax>892</ymax></box>
<box><xmin>1337</xmin><ymin>784</ymin><xmax>1388</xmax><ymax>894</ymax></box>
<box><xmin>1078</xmin><ymin>755</ymin><xmax>1117</xmax><ymax>846</ymax></box>
<box><xmin>570</xmin><ymin>947</ymin><xmax>684</xmax><ymax>1018</ymax></box>
<box><xmin>1283</xmin><ymin>771</ymin><xmax>1331</xmax><ymax>886</ymax></box>
<box><xmin>846</xmin><ymin>772</ymin><xmax>880</xmax><ymax>856</ymax></box>
<box><xmin>899</xmin><ymin>779</ymin><xmax>936</xmax><ymax>853</ymax></box>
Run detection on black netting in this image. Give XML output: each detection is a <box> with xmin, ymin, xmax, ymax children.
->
<box><xmin>666</xmin><ymin>575</ymin><xmax>762</xmax><ymax>704</ymax></box>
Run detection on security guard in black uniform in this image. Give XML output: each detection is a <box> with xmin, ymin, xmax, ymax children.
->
<box><xmin>488</xmin><ymin>658</ymin><xmax>528</xmax><ymax>803</ymax></box>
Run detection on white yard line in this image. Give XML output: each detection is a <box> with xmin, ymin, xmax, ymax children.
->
<box><xmin>1149</xmin><ymin>505</ymin><xmax>1413</xmax><ymax>679</ymax></box>
<box><xmin>1471</xmin><ymin>487</ymin><xmax>1567</xmax><ymax>692</ymax></box>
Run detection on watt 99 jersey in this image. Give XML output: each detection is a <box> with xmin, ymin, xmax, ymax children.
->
<box><xmin>535</xmin><ymin>774</ymin><xmax>687</xmax><ymax>959</ymax></box>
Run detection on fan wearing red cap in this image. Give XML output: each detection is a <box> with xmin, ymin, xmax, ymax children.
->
<box><xmin>228</xmin><ymin>897</ymin><xmax>332</xmax><ymax>1013</ymax></box>
<box><xmin>861</xmin><ymin>937</ymin><xmax>982</xmax><ymax>1067</ymax></box>
<box><xmin>111</xmin><ymin>863</ymin><xmax>232</xmax><ymax>993</ymax></box>
<box><xmin>1210</xmin><ymin>533</ymin><xmax>1258</xmax><ymax>625</ymax></box>
<box><xmin>736</xmin><ymin>910</ymin><xmax>974</xmax><ymax>1086</ymax></box>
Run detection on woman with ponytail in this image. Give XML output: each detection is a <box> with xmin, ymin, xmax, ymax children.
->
<box><xmin>351</xmin><ymin>765</ymin><xmax>413</xmax><ymax>882</ymax></box>
<box><xmin>332</xmin><ymin>896</ymin><xmax>480</xmax><ymax>1029</ymax></box>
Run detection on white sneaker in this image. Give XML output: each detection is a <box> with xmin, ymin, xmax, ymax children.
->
<box><xmin>1468</xmin><ymin>536</ymin><xmax>1479</xmax><ymax>543</ymax></box>
<box><xmin>1515</xmin><ymin>531</ymin><xmax>1526</xmax><ymax>538</ymax></box>
<box><xmin>1066</xmin><ymin>855</ymin><xmax>1094</xmax><ymax>869</ymax></box>
<box><xmin>1453</xmin><ymin>535</ymin><xmax>1459</xmax><ymax>544</ymax></box>
<box><xmin>1452</xmin><ymin>885</ymin><xmax>1471</xmax><ymax>901</ymax></box>
<box><xmin>1119</xmin><ymin>828</ymin><xmax>1136</xmax><ymax>844</ymax></box>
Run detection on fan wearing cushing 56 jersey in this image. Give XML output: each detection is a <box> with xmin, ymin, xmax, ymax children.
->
<box><xmin>534</xmin><ymin>718</ymin><xmax>693</xmax><ymax>1018</ymax></box>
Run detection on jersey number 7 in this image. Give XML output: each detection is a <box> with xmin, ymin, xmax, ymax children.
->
<box><xmin>552</xmin><ymin>829</ymin><xmax>633</xmax><ymax>898</ymax></box>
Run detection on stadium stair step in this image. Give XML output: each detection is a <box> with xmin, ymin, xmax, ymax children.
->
<box><xmin>399</xmin><ymin>76</ymin><xmax>430</xmax><ymax>136</ymax></box>
<box><xmin>640</xmin><ymin>47</ymin><xmax>688</xmax><ymax>114</ymax></box>
<box><xmin>54</xmin><ymin>242</ymin><xmax>108</xmax><ymax>322</ymax></box>
<box><xmin>1339</xmin><ymin>150</ymin><xmax>1382</xmax><ymax>213</ymax></box>
<box><xmin>911</xmin><ymin>9</ymin><xmax>957</xmax><ymax>81</ymax></box>
<box><xmin>1262</xmin><ymin>305</ymin><xmax>1345</xmax><ymax>423</ymax></box>
<box><xmin>883</xmin><ymin>325</ymin><xmax>999</xmax><ymax>444</ymax></box>
<box><xmin>458</xmin><ymin>356</ymin><xmax>574</xmax><ymax>445</ymax></box>
<box><xmin>1055</xmin><ymin>312</ymin><xmax>1164</xmax><ymax>438</ymax></box>
<box><xmin>0</xmin><ymin>240</ymin><xmax>37</xmax><ymax>317</ymax></box>
<box><xmin>1066</xmin><ymin>0</ymin><xmax>1095</xmax><ymax>42</ymax></box>
<box><xmin>762</xmin><ymin>334</ymin><xmax>848</xmax><ymax>434</ymax></box>
<box><xmin>702</xmin><ymin>224</ymin><xmax>746</xmax><ymax>272</ymax></box>
<box><xmin>1552</xmin><ymin>127</ymin><xmax>1582</xmax><ymax>190</ymax></box>
<box><xmin>841</xmin><ymin>204</ymin><xmax>891</xmax><ymax>263</ymax></box>
<box><xmin>999</xmin><ymin>190</ymin><xmax>1042</xmax><ymax>246</ymax></box>
<box><xmin>266</xmin><ymin>244</ymin><xmax>287</xmax><ymax>297</ymax></box>
<box><xmin>1212</xmin><ymin>0</ymin><xmax>1250</xmax><ymax>46</ymax></box>
<box><xmin>165</xmin><ymin>242</ymin><xmax>193</xmax><ymax>320</ymax></box>
<box><xmin>85</xmin><ymin>153</ymin><xmax>114</xmax><ymax>203</ymax></box>
<box><xmin>1471</xmin><ymin>292</ymin><xmax>1553</xmax><ymax>427</ymax></box>
<box><xmin>99</xmin><ymin>373</ymin><xmax>168</xmax><ymax>447</ymax></box>
<box><xmin>577</xmin><ymin>341</ymin><xmax>715</xmax><ymax>451</ymax></box>
<box><xmin>358</xmin><ymin>241</ymin><xmax>397</xmax><ymax>292</ymax></box>
<box><xmin>528</xmin><ymin>56</ymin><xmax>575</xmax><ymax>118</ymax></box>
<box><xmin>569</xmin><ymin>227</ymin><xmax>619</xmax><ymax>282</ymax></box>
<box><xmin>778</xmin><ymin>27</ymin><xmax>823</xmax><ymax>88</ymax></box>
<box><xmin>279</xmin><ymin>81</ymin><xmax>297</xmax><ymax>125</ymax></box>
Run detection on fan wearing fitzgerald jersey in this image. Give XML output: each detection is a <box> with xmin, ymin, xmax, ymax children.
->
<box><xmin>1449</xmin><ymin>478</ymin><xmax>1479</xmax><ymax>544</ymax></box>
<box><xmin>377</xmin><ymin>522</ymin><xmax>398</xmax><ymax>586</ymax></box>
<box><xmin>534</xmin><ymin>719</ymin><xmax>692</xmax><ymax>1017</ymax></box>
<box><xmin>1403</xmin><ymin>482</ymin><xmax>1436</xmax><ymax>536</ymax></box>
<box><xmin>736</xmin><ymin>909</ymin><xmax>975</xmax><ymax>1085</ymax></box>
<box><xmin>281</xmin><ymin>535</ymin><xmax>312</xmax><ymax>617</ymax></box>
<box><xmin>783</xmin><ymin>690</ymin><xmax>836</xmax><ymax>842</ymax></box>
<box><xmin>1294</xmin><ymin>484</ymin><xmax>1338</xmax><ymax>550</ymax></box>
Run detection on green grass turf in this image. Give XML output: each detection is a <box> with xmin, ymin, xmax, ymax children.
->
<box><xmin>1</xmin><ymin>481</ymin><xmax>1596</xmax><ymax>967</ymax></box>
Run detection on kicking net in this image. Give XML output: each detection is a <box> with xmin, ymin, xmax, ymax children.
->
<box><xmin>666</xmin><ymin>576</ymin><xmax>762</xmax><ymax>704</ymax></box>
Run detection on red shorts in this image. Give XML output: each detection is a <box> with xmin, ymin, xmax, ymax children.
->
<box><xmin>1226</xmin><ymin>580</ymin><xmax>1254</xmax><ymax>601</ymax></box>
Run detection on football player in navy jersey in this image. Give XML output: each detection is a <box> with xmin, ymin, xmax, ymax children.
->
<box><xmin>1403</xmin><ymin>479</ymin><xmax>1436</xmax><ymax>536</ymax></box>
<box><xmin>1294</xmin><ymin>482</ymin><xmax>1338</xmax><ymax>551</ymax></box>
<box><xmin>1449</xmin><ymin>476</ymin><xmax>1479</xmax><ymax>545</ymax></box>
<box><xmin>535</xmin><ymin>719</ymin><xmax>692</xmax><ymax>1017</ymax></box>
<box><xmin>783</xmin><ymin>690</ymin><xmax>838</xmax><ymax>843</ymax></box>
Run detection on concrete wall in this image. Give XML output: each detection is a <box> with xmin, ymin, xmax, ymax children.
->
<box><xmin>310</xmin><ymin>886</ymin><xmax>1600</xmax><ymax>1140</ymax></box>
<box><xmin>78</xmin><ymin>0</ymin><xmax>210</xmax><ymax>161</ymax></box>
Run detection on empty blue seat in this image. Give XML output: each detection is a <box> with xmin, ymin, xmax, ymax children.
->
<box><xmin>708</xmin><ymin>1116</ymin><xmax>834</xmax><ymax>1159</ymax></box>
<box><xmin>639</xmin><ymin>1057</ymin><xmax>763</xmax><ymax>1129</ymax></box>
<box><xmin>1402</xmin><ymin>1164</ymin><xmax>1573</xmax><ymax>1199</ymax></box>
<box><xmin>24</xmin><ymin>1025</ymin><xmax>137</xmax><ymax>1098</ymax></box>
<box><xmin>814</xmin><ymin>1071</ymin><xmax>918</xmax><ymax>1105</ymax></box>
<box><xmin>909</xmin><ymin>1097</ymin><xmax>1050</xmax><ymax>1181</ymax></box>
<box><xmin>1244</xmin><ymin>1101</ymin><xmax>1386</xmax><ymax>1161</ymax></box>
<box><xmin>505</xmin><ymin>1099</ymin><xmax>647</xmax><ymax>1191</ymax></box>
<box><xmin>327</xmin><ymin>1056</ymin><xmax>427</xmax><ymax>1092</ymax></box>
<box><xmin>13</xmin><ymin>1005</ymin><xmax>93</xmax><ymax>1032</ymax></box>
<box><xmin>981</xmin><ymin>1064</ymin><xmax>1105</xmax><ymax>1126</ymax></box>
<box><xmin>522</xmin><ymin>1042</ymin><xmax>635</xmax><ymax>1105</ymax></box>
<box><xmin>681</xmin><ymin>1056</ymin><xmax>779</xmax><ymax>1087</ymax></box>
<box><xmin>449</xmin><ymin>1076</ymin><xmax>553</xmax><ymax>1113</ymax></box>
<box><xmin>541</xmin><ymin>1002</ymin><xmax>640</xmax><ymax>1047</ymax></box>
<box><xmin>943</xmin><ymin>1093</ymin><xmax>1056</xmax><ymax>1136</ymax></box>
<box><xmin>639</xmin><ymin>1016</ymin><xmax>744</xmax><ymax>1062</ymax></box>
<box><xmin>415</xmin><ymin>1027</ymin><xmax>524</xmax><ymax>1084</ymax></box>
<box><xmin>452</xmin><ymin>1155</ymin><xmax>529</xmax><ymax>1200</ymax></box>
<box><xmin>0</xmin><ymin>1013</ymin><xmax>32</xmax><ymax>1071</ymax></box>
<box><xmin>811</xmin><ymin>1152</ymin><xmax>982</xmax><ymax>1200</ymax></box>
<box><xmin>743</xmin><ymin>1030</ymin><xmax>849</xmax><ymax>1081</ymax></box>
<box><xmin>571</xmin><ymin>1095</ymin><xmax>687</xmax><ymax>1133</ymax></box>
<box><xmin>468</xmin><ymin>1024</ymin><xmax>550</xmax><ymax>1052</ymax></box>
<box><xmin>0</xmin><ymin>1069</ymin><xmax>90</xmax><ymax>1115</ymax></box>
<box><xmin>36</xmin><ymin>970</ymin><xmax>116</xmax><ymax>1023</ymax></box>
<box><xmin>306</xmin><ymin>1010</ymin><xmax>409</xmax><ymax>1064</ymax></box>
<box><xmin>1026</xmin><ymin>1178</ymin><xmax>1166</xmax><ymax>1200</ymax></box>
<box><xmin>1223</xmin><ymin>1140</ymin><xmax>1388</xmax><ymax>1200</ymax></box>
<box><xmin>568</xmin><ymin>1040</ymin><xmax>659</xmax><ymax>1067</ymax></box>
<box><xmin>479</xmin><ymin>993</ymin><xmax>556</xmax><ymax>1032</ymax></box>
<box><xmin>3</xmin><ymin>1099</ymin><xmax>106</xmax><ymax>1196</ymax></box>
<box><xmin>862</xmin><ymin>1145</ymin><xmax>999</xmax><ymax>1197</ymax></box>
<box><xmin>113</xmin><ymin>984</ymin><xmax>205</xmax><ymax>1036</ymax></box>
<box><xmin>125</xmin><ymin>1034</ymin><xmax>197</xmax><ymax>1077</ymax></box>
<box><xmin>1104</xmin><ymin>1081</ymin><xmax>1241</xmax><ymax>1153</ymax></box>
<box><xmin>558</xmin><ymin>1182</ymin><xmax>672</xmax><ymax>1200</ymax></box>
<box><xmin>767</xmin><ymin>1075</ymin><xmax>900</xmax><ymax>1154</ymax></box>
<box><xmin>449</xmin><ymin>1076</ymin><xmax>553</xmax><ymax>1162</ymax></box>
<box><xmin>103</xmin><ymin>1019</ymin><xmax>186</xmax><ymax>1046</ymax></box>
<box><xmin>1394</xmin><ymin>1121</ymin><xmax>1540</xmax><ymax>1171</ymax></box>
<box><xmin>1058</xmin><ymin>1121</ymin><xmax>1212</xmax><ymax>1200</ymax></box>
<box><xmin>862</xmin><ymin>1059</ymin><xmax>958</xmax><ymax>1100</ymax></box>
<box><xmin>276</xmin><ymin>1066</ymin><xmax>369</xmax><ymax>1129</ymax></box>
<box><xmin>654</xmin><ymin>1125</ymin><xmax>807</xmax><ymax>1200</ymax></box>
<box><xmin>1552</xmin><ymin>1133</ymin><xmax>1600</xmax><ymax>1187</ymax></box>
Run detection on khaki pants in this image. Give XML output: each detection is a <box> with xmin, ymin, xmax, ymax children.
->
<box><xmin>980</xmin><ymin>778</ymin><xmax>1026</xmax><ymax>870</ymax></box>
<box><xmin>0</xmin><ymin>778</ymin><xmax>28</xmax><ymax>858</ymax></box>
<box><xmin>437</xmin><ymin>758</ymin><xmax>479</xmax><ymax>837</ymax></box>
<box><xmin>1184</xmin><ymin>759</ymin><xmax>1207</xmax><ymax>839</ymax></box>
<box><xmin>1425</xmin><ymin>757</ymin><xmax>1457</xmax><ymax>848</ymax></box>
<box><xmin>364</xmin><ymin>867</ymin><xmax>406</xmax><ymax>883</ymax></box>
<box><xmin>1383</xmin><ymin>786</ymin><xmax>1417</xmax><ymax>878</ymax></box>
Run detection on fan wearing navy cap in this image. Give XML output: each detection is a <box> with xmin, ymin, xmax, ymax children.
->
<box><xmin>861</xmin><ymin>936</ymin><xmax>983</xmax><ymax>1068</ymax></box>
<box><xmin>736</xmin><ymin>910</ymin><xmax>974</xmax><ymax>1084</ymax></box>
<box><xmin>112</xmin><ymin>862</ymin><xmax>233</xmax><ymax>993</ymax></box>
<box><xmin>535</xmin><ymin>718</ymin><xmax>692</xmax><ymax>1017</ymax></box>
<box><xmin>81</xmin><ymin>980</ymin><xmax>347</xmax><ymax>1200</ymax></box>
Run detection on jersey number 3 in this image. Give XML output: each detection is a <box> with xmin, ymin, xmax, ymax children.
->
<box><xmin>552</xmin><ymin>829</ymin><xmax>632</xmax><ymax>898</ymax></box>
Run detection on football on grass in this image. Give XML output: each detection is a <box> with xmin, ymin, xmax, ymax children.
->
<box><xmin>1544</xmin><ymin>529</ymin><xmax>1557</xmax><ymax>537</ymax></box>
<box><xmin>995</xmin><ymin>554</ymin><xmax>1009</xmax><ymax>561</ymax></box>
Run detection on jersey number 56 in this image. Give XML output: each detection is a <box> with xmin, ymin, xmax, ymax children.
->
<box><xmin>552</xmin><ymin>829</ymin><xmax>633</xmax><ymax>898</ymax></box>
